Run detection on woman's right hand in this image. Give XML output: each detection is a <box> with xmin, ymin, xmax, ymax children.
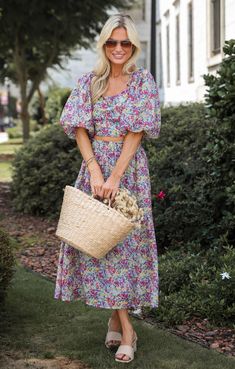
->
<box><xmin>89</xmin><ymin>163</ymin><xmax>105</xmax><ymax>198</ymax></box>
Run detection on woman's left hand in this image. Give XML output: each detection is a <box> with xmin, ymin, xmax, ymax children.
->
<box><xmin>101</xmin><ymin>173</ymin><xmax>121</xmax><ymax>201</ymax></box>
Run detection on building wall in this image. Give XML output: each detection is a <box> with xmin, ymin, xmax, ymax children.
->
<box><xmin>157</xmin><ymin>0</ymin><xmax>235</xmax><ymax>105</ymax></box>
<box><xmin>128</xmin><ymin>0</ymin><xmax>151</xmax><ymax>69</ymax></box>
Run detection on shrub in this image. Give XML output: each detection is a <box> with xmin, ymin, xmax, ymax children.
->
<box><xmin>144</xmin><ymin>244</ymin><xmax>235</xmax><ymax>327</ymax></box>
<box><xmin>203</xmin><ymin>39</ymin><xmax>235</xmax><ymax>121</ymax></box>
<box><xmin>30</xmin><ymin>87</ymin><xmax>70</xmax><ymax>127</ymax></box>
<box><xmin>45</xmin><ymin>87</ymin><xmax>71</xmax><ymax>125</ymax></box>
<box><xmin>145</xmin><ymin>103</ymin><xmax>221</xmax><ymax>253</ymax></box>
<box><xmin>0</xmin><ymin>227</ymin><xmax>15</xmax><ymax>306</ymax></box>
<box><xmin>10</xmin><ymin>124</ymin><xmax>82</xmax><ymax>219</ymax></box>
<box><xmin>145</xmin><ymin>41</ymin><xmax>235</xmax><ymax>254</ymax></box>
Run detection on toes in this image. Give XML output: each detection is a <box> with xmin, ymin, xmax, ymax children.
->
<box><xmin>116</xmin><ymin>354</ymin><xmax>130</xmax><ymax>361</ymax></box>
<box><xmin>116</xmin><ymin>354</ymin><xmax>125</xmax><ymax>360</ymax></box>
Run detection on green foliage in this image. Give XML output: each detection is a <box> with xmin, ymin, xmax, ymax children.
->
<box><xmin>10</xmin><ymin>124</ymin><xmax>82</xmax><ymax>219</ymax></box>
<box><xmin>45</xmin><ymin>87</ymin><xmax>71</xmax><ymax>125</ymax></box>
<box><xmin>0</xmin><ymin>0</ymin><xmax>134</xmax><ymax>141</ymax></box>
<box><xmin>145</xmin><ymin>103</ymin><xmax>224</xmax><ymax>253</ymax></box>
<box><xmin>145</xmin><ymin>104</ymin><xmax>234</xmax><ymax>254</ymax></box>
<box><xmin>6</xmin><ymin>125</ymin><xmax>22</xmax><ymax>139</ymax></box>
<box><xmin>203</xmin><ymin>39</ymin><xmax>235</xmax><ymax>121</ymax></box>
<box><xmin>30</xmin><ymin>87</ymin><xmax>70</xmax><ymax>126</ymax></box>
<box><xmin>142</xmin><ymin>41</ymin><xmax>235</xmax><ymax>327</ymax></box>
<box><xmin>6</xmin><ymin>119</ymin><xmax>38</xmax><ymax>139</ymax></box>
<box><xmin>0</xmin><ymin>227</ymin><xmax>15</xmax><ymax>306</ymax></box>
<box><xmin>0</xmin><ymin>0</ymin><xmax>133</xmax><ymax>83</ymax></box>
<box><xmin>145</xmin><ymin>244</ymin><xmax>235</xmax><ymax>327</ymax></box>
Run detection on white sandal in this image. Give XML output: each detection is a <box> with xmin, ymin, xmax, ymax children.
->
<box><xmin>105</xmin><ymin>318</ymin><xmax>122</xmax><ymax>349</ymax></box>
<box><xmin>115</xmin><ymin>331</ymin><xmax>138</xmax><ymax>363</ymax></box>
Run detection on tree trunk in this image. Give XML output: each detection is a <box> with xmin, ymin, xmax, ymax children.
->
<box><xmin>37</xmin><ymin>86</ymin><xmax>47</xmax><ymax>126</ymax></box>
<box><xmin>21</xmin><ymin>99</ymin><xmax>30</xmax><ymax>143</ymax></box>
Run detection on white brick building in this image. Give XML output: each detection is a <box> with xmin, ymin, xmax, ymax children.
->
<box><xmin>156</xmin><ymin>0</ymin><xmax>235</xmax><ymax>105</ymax></box>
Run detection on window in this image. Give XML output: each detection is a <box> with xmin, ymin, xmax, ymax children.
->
<box><xmin>211</xmin><ymin>0</ymin><xmax>221</xmax><ymax>54</ymax></box>
<box><xmin>176</xmin><ymin>13</ymin><xmax>180</xmax><ymax>83</ymax></box>
<box><xmin>188</xmin><ymin>1</ymin><xmax>194</xmax><ymax>80</ymax></box>
<box><xmin>158</xmin><ymin>32</ymin><xmax>163</xmax><ymax>88</ymax></box>
<box><xmin>142</xmin><ymin>0</ymin><xmax>146</xmax><ymax>21</ymax></box>
<box><xmin>138</xmin><ymin>41</ymin><xmax>147</xmax><ymax>68</ymax></box>
<box><xmin>166</xmin><ymin>24</ymin><xmax>170</xmax><ymax>85</ymax></box>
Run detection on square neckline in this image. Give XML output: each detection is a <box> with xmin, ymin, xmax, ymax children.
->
<box><xmin>101</xmin><ymin>68</ymin><xmax>139</xmax><ymax>99</ymax></box>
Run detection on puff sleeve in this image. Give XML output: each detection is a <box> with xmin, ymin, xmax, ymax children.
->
<box><xmin>59</xmin><ymin>72</ymin><xmax>94</xmax><ymax>140</ymax></box>
<box><xmin>121</xmin><ymin>69</ymin><xmax>161</xmax><ymax>140</ymax></box>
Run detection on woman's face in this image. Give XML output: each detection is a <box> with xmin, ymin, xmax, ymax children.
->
<box><xmin>104</xmin><ymin>27</ymin><xmax>134</xmax><ymax>66</ymax></box>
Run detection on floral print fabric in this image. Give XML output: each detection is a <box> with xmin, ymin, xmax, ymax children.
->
<box><xmin>54</xmin><ymin>67</ymin><xmax>161</xmax><ymax>309</ymax></box>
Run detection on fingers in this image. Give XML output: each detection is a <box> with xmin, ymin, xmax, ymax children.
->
<box><xmin>91</xmin><ymin>184</ymin><xmax>95</xmax><ymax>196</ymax></box>
<box><xmin>92</xmin><ymin>186</ymin><xmax>118</xmax><ymax>202</ymax></box>
<box><xmin>104</xmin><ymin>189</ymin><xmax>112</xmax><ymax>199</ymax></box>
<box><xmin>91</xmin><ymin>179</ymin><xmax>119</xmax><ymax>201</ymax></box>
<box><xmin>111</xmin><ymin>190</ymin><xmax>118</xmax><ymax>201</ymax></box>
<box><xmin>103</xmin><ymin>188</ymin><xmax>118</xmax><ymax>201</ymax></box>
<box><xmin>95</xmin><ymin>185</ymin><xmax>105</xmax><ymax>198</ymax></box>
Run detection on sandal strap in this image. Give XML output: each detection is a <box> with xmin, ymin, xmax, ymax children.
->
<box><xmin>105</xmin><ymin>331</ymin><xmax>122</xmax><ymax>343</ymax></box>
<box><xmin>115</xmin><ymin>344</ymin><xmax>134</xmax><ymax>360</ymax></box>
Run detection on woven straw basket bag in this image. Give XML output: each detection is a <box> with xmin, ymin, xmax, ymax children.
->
<box><xmin>55</xmin><ymin>185</ymin><xmax>135</xmax><ymax>259</ymax></box>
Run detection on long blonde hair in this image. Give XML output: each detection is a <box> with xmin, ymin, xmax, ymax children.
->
<box><xmin>91</xmin><ymin>14</ymin><xmax>141</xmax><ymax>104</ymax></box>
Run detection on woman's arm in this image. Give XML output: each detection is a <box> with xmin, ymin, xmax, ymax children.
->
<box><xmin>102</xmin><ymin>131</ymin><xmax>144</xmax><ymax>200</ymax></box>
<box><xmin>75</xmin><ymin>127</ymin><xmax>105</xmax><ymax>196</ymax></box>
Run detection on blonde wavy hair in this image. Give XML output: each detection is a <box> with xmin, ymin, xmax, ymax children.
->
<box><xmin>91</xmin><ymin>14</ymin><xmax>141</xmax><ymax>104</ymax></box>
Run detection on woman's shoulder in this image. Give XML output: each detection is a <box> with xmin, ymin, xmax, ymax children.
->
<box><xmin>132</xmin><ymin>66</ymin><xmax>155</xmax><ymax>85</ymax></box>
<box><xmin>76</xmin><ymin>70</ymin><xmax>95</xmax><ymax>86</ymax></box>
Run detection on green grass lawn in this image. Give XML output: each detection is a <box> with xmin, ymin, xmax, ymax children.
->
<box><xmin>0</xmin><ymin>263</ymin><xmax>234</xmax><ymax>369</ymax></box>
<box><xmin>0</xmin><ymin>142</ymin><xmax>22</xmax><ymax>154</ymax></box>
<box><xmin>0</xmin><ymin>161</ymin><xmax>13</xmax><ymax>182</ymax></box>
<box><xmin>0</xmin><ymin>138</ymin><xmax>23</xmax><ymax>181</ymax></box>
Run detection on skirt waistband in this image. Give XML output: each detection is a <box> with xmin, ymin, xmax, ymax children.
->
<box><xmin>93</xmin><ymin>135</ymin><xmax>125</xmax><ymax>142</ymax></box>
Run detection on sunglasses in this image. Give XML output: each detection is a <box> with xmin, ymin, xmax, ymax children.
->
<box><xmin>104</xmin><ymin>39</ymin><xmax>133</xmax><ymax>49</ymax></box>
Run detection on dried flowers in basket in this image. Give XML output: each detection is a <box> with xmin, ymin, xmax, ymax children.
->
<box><xmin>99</xmin><ymin>188</ymin><xmax>144</xmax><ymax>229</ymax></box>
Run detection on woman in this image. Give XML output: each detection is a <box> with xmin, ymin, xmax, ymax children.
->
<box><xmin>54</xmin><ymin>13</ymin><xmax>161</xmax><ymax>363</ymax></box>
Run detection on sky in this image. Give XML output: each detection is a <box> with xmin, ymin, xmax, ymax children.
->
<box><xmin>45</xmin><ymin>47</ymin><xmax>98</xmax><ymax>89</ymax></box>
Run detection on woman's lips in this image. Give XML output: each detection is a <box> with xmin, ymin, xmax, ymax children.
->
<box><xmin>112</xmin><ymin>54</ymin><xmax>125</xmax><ymax>59</ymax></box>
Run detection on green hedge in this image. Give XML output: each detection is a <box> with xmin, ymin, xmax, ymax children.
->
<box><xmin>143</xmin><ymin>244</ymin><xmax>235</xmax><ymax>327</ymax></box>
<box><xmin>30</xmin><ymin>87</ymin><xmax>70</xmax><ymax>126</ymax></box>
<box><xmin>145</xmin><ymin>102</ymin><xmax>218</xmax><ymax>254</ymax></box>
<box><xmin>146</xmin><ymin>43</ymin><xmax>235</xmax><ymax>253</ymax></box>
<box><xmin>10</xmin><ymin>124</ymin><xmax>82</xmax><ymax>219</ymax></box>
<box><xmin>0</xmin><ymin>227</ymin><xmax>15</xmax><ymax>306</ymax></box>
<box><xmin>45</xmin><ymin>87</ymin><xmax>71</xmax><ymax>125</ymax></box>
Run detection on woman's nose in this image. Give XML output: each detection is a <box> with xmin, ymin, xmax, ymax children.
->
<box><xmin>114</xmin><ymin>42</ymin><xmax>122</xmax><ymax>51</ymax></box>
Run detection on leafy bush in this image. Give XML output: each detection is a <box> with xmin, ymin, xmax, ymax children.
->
<box><xmin>30</xmin><ymin>87</ymin><xmax>70</xmax><ymax>127</ymax></box>
<box><xmin>146</xmin><ymin>42</ymin><xmax>235</xmax><ymax>254</ymax></box>
<box><xmin>45</xmin><ymin>87</ymin><xmax>70</xmax><ymax>125</ymax></box>
<box><xmin>145</xmin><ymin>103</ymin><xmax>222</xmax><ymax>253</ymax></box>
<box><xmin>203</xmin><ymin>39</ymin><xmax>235</xmax><ymax>121</ymax></box>
<box><xmin>144</xmin><ymin>244</ymin><xmax>235</xmax><ymax>327</ymax></box>
<box><xmin>10</xmin><ymin>124</ymin><xmax>82</xmax><ymax>219</ymax></box>
<box><xmin>143</xmin><ymin>41</ymin><xmax>235</xmax><ymax>327</ymax></box>
<box><xmin>0</xmin><ymin>227</ymin><xmax>15</xmax><ymax>306</ymax></box>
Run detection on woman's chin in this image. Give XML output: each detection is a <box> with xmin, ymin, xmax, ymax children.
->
<box><xmin>110</xmin><ymin>57</ymin><xmax>128</xmax><ymax>65</ymax></box>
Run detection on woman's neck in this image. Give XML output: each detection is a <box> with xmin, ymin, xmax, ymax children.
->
<box><xmin>110</xmin><ymin>63</ymin><xmax>125</xmax><ymax>78</ymax></box>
